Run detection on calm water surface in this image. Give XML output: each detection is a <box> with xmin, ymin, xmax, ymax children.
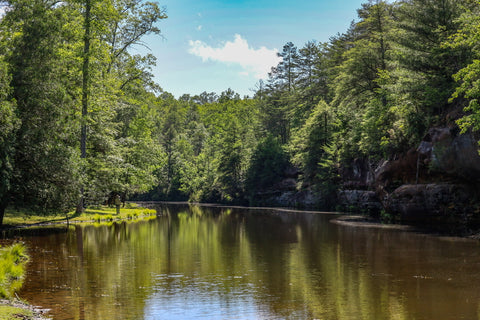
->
<box><xmin>13</xmin><ymin>204</ymin><xmax>480</xmax><ymax>319</ymax></box>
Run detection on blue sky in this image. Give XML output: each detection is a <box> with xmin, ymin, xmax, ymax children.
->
<box><xmin>140</xmin><ymin>0</ymin><xmax>366</xmax><ymax>97</ymax></box>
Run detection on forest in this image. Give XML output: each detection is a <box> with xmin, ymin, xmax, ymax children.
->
<box><xmin>1</xmin><ymin>0</ymin><xmax>480</xmax><ymax>226</ymax></box>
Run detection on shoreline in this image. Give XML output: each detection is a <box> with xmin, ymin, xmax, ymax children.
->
<box><xmin>3</xmin><ymin>202</ymin><xmax>480</xmax><ymax>241</ymax></box>
<box><xmin>0</xmin><ymin>204</ymin><xmax>158</xmax><ymax>233</ymax></box>
<box><xmin>331</xmin><ymin>215</ymin><xmax>480</xmax><ymax>241</ymax></box>
<box><xmin>331</xmin><ymin>215</ymin><xmax>417</xmax><ymax>231</ymax></box>
<box><xmin>0</xmin><ymin>299</ymin><xmax>50</xmax><ymax>320</ymax></box>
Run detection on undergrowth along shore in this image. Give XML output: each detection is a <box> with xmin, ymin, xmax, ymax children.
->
<box><xmin>2</xmin><ymin>203</ymin><xmax>157</xmax><ymax>228</ymax></box>
<box><xmin>0</xmin><ymin>299</ymin><xmax>48</xmax><ymax>320</ymax></box>
<box><xmin>0</xmin><ymin>243</ymin><xmax>47</xmax><ymax>319</ymax></box>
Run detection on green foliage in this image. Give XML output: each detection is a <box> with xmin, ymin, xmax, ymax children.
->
<box><xmin>447</xmin><ymin>3</ymin><xmax>480</xmax><ymax>141</ymax></box>
<box><xmin>2</xmin><ymin>0</ymin><xmax>81</xmax><ymax>214</ymax></box>
<box><xmin>0</xmin><ymin>0</ymin><xmax>168</xmax><ymax>223</ymax></box>
<box><xmin>217</xmin><ymin>119</ymin><xmax>244</xmax><ymax>199</ymax></box>
<box><xmin>79</xmin><ymin>0</ymin><xmax>166</xmax><ymax>204</ymax></box>
<box><xmin>0</xmin><ymin>0</ymin><xmax>479</xmax><ymax>213</ymax></box>
<box><xmin>145</xmin><ymin>90</ymin><xmax>261</xmax><ymax>203</ymax></box>
<box><xmin>245</xmin><ymin>135</ymin><xmax>290</xmax><ymax>200</ymax></box>
<box><xmin>385</xmin><ymin>0</ymin><xmax>473</xmax><ymax>143</ymax></box>
<box><xmin>0</xmin><ymin>243</ymin><xmax>29</xmax><ymax>299</ymax></box>
<box><xmin>0</xmin><ymin>57</ymin><xmax>17</xmax><ymax>222</ymax></box>
<box><xmin>332</xmin><ymin>0</ymin><xmax>392</xmax><ymax>110</ymax></box>
<box><xmin>315</xmin><ymin>143</ymin><xmax>341</xmax><ymax>209</ymax></box>
<box><xmin>380</xmin><ymin>208</ymin><xmax>397</xmax><ymax>224</ymax></box>
<box><xmin>330</xmin><ymin>1</ymin><xmax>395</xmax><ymax>160</ymax></box>
<box><xmin>259</xmin><ymin>41</ymin><xmax>330</xmax><ymax>144</ymax></box>
<box><xmin>289</xmin><ymin>100</ymin><xmax>337</xmax><ymax>181</ymax></box>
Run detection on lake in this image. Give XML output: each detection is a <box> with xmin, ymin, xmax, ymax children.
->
<box><xmin>14</xmin><ymin>204</ymin><xmax>480</xmax><ymax>319</ymax></box>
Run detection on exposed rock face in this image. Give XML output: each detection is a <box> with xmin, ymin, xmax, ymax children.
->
<box><xmin>254</xmin><ymin>127</ymin><xmax>480</xmax><ymax>229</ymax></box>
<box><xmin>385</xmin><ymin>183</ymin><xmax>477</xmax><ymax>224</ymax></box>
<box><xmin>374</xmin><ymin>127</ymin><xmax>480</xmax><ymax>226</ymax></box>
<box><xmin>252</xmin><ymin>167</ymin><xmax>324</xmax><ymax>208</ymax></box>
<box><xmin>340</xmin><ymin>158</ymin><xmax>375</xmax><ymax>189</ymax></box>
<box><xmin>324</xmin><ymin>127</ymin><xmax>480</xmax><ymax>227</ymax></box>
<box><xmin>424</xmin><ymin>127</ymin><xmax>480</xmax><ymax>180</ymax></box>
<box><xmin>335</xmin><ymin>158</ymin><xmax>383</xmax><ymax>214</ymax></box>
<box><xmin>254</xmin><ymin>189</ymin><xmax>323</xmax><ymax>209</ymax></box>
<box><xmin>375</xmin><ymin>149</ymin><xmax>419</xmax><ymax>196</ymax></box>
<box><xmin>337</xmin><ymin>190</ymin><xmax>382</xmax><ymax>214</ymax></box>
<box><xmin>376</xmin><ymin>127</ymin><xmax>480</xmax><ymax>186</ymax></box>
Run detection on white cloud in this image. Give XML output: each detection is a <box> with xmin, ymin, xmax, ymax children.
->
<box><xmin>196</xmin><ymin>25</ymin><xmax>203</xmax><ymax>31</ymax></box>
<box><xmin>188</xmin><ymin>34</ymin><xmax>281</xmax><ymax>79</ymax></box>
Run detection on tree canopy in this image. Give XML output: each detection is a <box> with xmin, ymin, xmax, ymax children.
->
<box><xmin>1</xmin><ymin>0</ymin><xmax>480</xmax><ymax>224</ymax></box>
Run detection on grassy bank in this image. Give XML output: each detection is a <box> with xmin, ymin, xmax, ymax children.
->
<box><xmin>0</xmin><ymin>304</ymin><xmax>33</xmax><ymax>320</ymax></box>
<box><xmin>0</xmin><ymin>301</ymin><xmax>47</xmax><ymax>320</ymax></box>
<box><xmin>2</xmin><ymin>203</ymin><xmax>157</xmax><ymax>228</ymax></box>
<box><xmin>0</xmin><ymin>244</ymin><xmax>28</xmax><ymax>299</ymax></box>
<box><xmin>0</xmin><ymin>243</ymin><xmax>45</xmax><ymax>319</ymax></box>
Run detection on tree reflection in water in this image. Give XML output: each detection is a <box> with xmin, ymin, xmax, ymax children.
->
<box><xmin>18</xmin><ymin>204</ymin><xmax>480</xmax><ymax>320</ymax></box>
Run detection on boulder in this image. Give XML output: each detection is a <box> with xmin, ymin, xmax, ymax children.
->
<box><xmin>421</xmin><ymin>127</ymin><xmax>480</xmax><ymax>180</ymax></box>
<box><xmin>385</xmin><ymin>183</ymin><xmax>478</xmax><ymax>224</ymax></box>
<box><xmin>374</xmin><ymin>149</ymin><xmax>419</xmax><ymax>195</ymax></box>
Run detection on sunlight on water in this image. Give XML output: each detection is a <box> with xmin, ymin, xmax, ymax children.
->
<box><xmin>144</xmin><ymin>275</ymin><xmax>265</xmax><ymax>320</ymax></box>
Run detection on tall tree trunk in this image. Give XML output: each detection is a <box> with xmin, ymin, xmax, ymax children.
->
<box><xmin>0</xmin><ymin>194</ymin><xmax>9</xmax><ymax>227</ymax></box>
<box><xmin>77</xmin><ymin>0</ymin><xmax>91</xmax><ymax>214</ymax></box>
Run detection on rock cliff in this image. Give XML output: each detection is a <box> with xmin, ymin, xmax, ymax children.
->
<box><xmin>346</xmin><ymin>127</ymin><xmax>480</xmax><ymax>229</ymax></box>
<box><xmin>258</xmin><ymin>126</ymin><xmax>480</xmax><ymax>231</ymax></box>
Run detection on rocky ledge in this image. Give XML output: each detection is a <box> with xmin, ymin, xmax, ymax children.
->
<box><xmin>375</xmin><ymin>127</ymin><xmax>480</xmax><ymax>228</ymax></box>
<box><xmin>259</xmin><ymin>126</ymin><xmax>480</xmax><ymax>232</ymax></box>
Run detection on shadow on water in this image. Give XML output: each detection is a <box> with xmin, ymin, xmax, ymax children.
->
<box><xmin>0</xmin><ymin>225</ymin><xmax>72</xmax><ymax>239</ymax></box>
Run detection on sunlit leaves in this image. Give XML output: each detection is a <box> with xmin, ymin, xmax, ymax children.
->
<box><xmin>447</xmin><ymin>2</ymin><xmax>480</xmax><ymax>139</ymax></box>
<box><xmin>0</xmin><ymin>0</ymin><xmax>167</xmax><ymax>218</ymax></box>
<box><xmin>289</xmin><ymin>100</ymin><xmax>337</xmax><ymax>181</ymax></box>
<box><xmin>1</xmin><ymin>0</ymin><xmax>81</xmax><ymax>213</ymax></box>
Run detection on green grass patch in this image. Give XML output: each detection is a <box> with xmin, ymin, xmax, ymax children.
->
<box><xmin>3</xmin><ymin>203</ymin><xmax>157</xmax><ymax>227</ymax></box>
<box><xmin>125</xmin><ymin>202</ymin><xmax>139</xmax><ymax>209</ymax></box>
<box><xmin>2</xmin><ymin>209</ymin><xmax>66</xmax><ymax>227</ymax></box>
<box><xmin>75</xmin><ymin>207</ymin><xmax>154</xmax><ymax>222</ymax></box>
<box><xmin>142</xmin><ymin>209</ymin><xmax>156</xmax><ymax>216</ymax></box>
<box><xmin>0</xmin><ymin>244</ymin><xmax>29</xmax><ymax>299</ymax></box>
<box><xmin>0</xmin><ymin>304</ymin><xmax>33</xmax><ymax>320</ymax></box>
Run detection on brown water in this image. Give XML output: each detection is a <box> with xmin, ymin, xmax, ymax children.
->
<box><xmin>14</xmin><ymin>204</ymin><xmax>480</xmax><ymax>319</ymax></box>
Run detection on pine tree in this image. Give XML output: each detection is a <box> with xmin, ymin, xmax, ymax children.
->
<box><xmin>388</xmin><ymin>0</ymin><xmax>473</xmax><ymax>143</ymax></box>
